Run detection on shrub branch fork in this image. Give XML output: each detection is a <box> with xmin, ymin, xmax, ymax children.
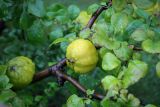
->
<box><xmin>32</xmin><ymin>1</ymin><xmax>113</xmax><ymax>100</ymax></box>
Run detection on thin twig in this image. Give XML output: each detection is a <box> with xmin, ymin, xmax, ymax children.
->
<box><xmin>32</xmin><ymin>59</ymin><xmax>66</xmax><ymax>83</ymax></box>
<box><xmin>52</xmin><ymin>70</ymin><xmax>104</xmax><ymax>100</ymax></box>
<box><xmin>86</xmin><ymin>0</ymin><xmax>112</xmax><ymax>29</ymax></box>
<box><xmin>32</xmin><ymin>1</ymin><xmax>114</xmax><ymax>101</ymax></box>
<box><xmin>33</xmin><ymin>58</ymin><xmax>104</xmax><ymax>100</ymax></box>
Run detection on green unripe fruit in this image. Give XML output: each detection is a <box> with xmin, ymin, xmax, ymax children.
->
<box><xmin>6</xmin><ymin>56</ymin><xmax>35</xmax><ymax>89</ymax></box>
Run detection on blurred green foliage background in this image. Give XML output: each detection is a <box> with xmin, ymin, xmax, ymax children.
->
<box><xmin>0</xmin><ymin>0</ymin><xmax>160</xmax><ymax>107</ymax></box>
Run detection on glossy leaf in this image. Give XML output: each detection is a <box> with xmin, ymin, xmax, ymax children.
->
<box><xmin>66</xmin><ymin>94</ymin><xmax>85</xmax><ymax>107</ymax></box>
<box><xmin>99</xmin><ymin>47</ymin><xmax>110</xmax><ymax>58</ymax></box>
<box><xmin>75</xmin><ymin>11</ymin><xmax>91</xmax><ymax>26</ymax></box>
<box><xmin>68</xmin><ymin>5</ymin><xmax>80</xmax><ymax>20</ymax></box>
<box><xmin>102</xmin><ymin>53</ymin><xmax>121</xmax><ymax>71</ymax></box>
<box><xmin>46</xmin><ymin>4</ymin><xmax>65</xmax><ymax>20</ymax></box>
<box><xmin>49</xmin><ymin>37</ymin><xmax>68</xmax><ymax>47</ymax></box>
<box><xmin>126</xmin><ymin>19</ymin><xmax>144</xmax><ymax>34</ymax></box>
<box><xmin>142</xmin><ymin>39</ymin><xmax>160</xmax><ymax>53</ymax></box>
<box><xmin>79</xmin><ymin>28</ymin><xmax>91</xmax><ymax>39</ymax></box>
<box><xmin>114</xmin><ymin>42</ymin><xmax>133</xmax><ymax>61</ymax></box>
<box><xmin>121</xmin><ymin>60</ymin><xmax>148</xmax><ymax>88</ymax></box>
<box><xmin>127</xmin><ymin>94</ymin><xmax>140</xmax><ymax>106</ymax></box>
<box><xmin>28</xmin><ymin>0</ymin><xmax>46</xmax><ymax>17</ymax></box>
<box><xmin>27</xmin><ymin>20</ymin><xmax>46</xmax><ymax>44</ymax></box>
<box><xmin>92</xmin><ymin>21</ymin><xmax>120</xmax><ymax>50</ymax></box>
<box><xmin>130</xmin><ymin>28</ymin><xmax>148</xmax><ymax>41</ymax></box>
<box><xmin>101</xmin><ymin>98</ymin><xmax>122</xmax><ymax>107</ymax></box>
<box><xmin>104</xmin><ymin>7</ymin><xmax>115</xmax><ymax>22</ymax></box>
<box><xmin>112</xmin><ymin>0</ymin><xmax>126</xmax><ymax>11</ymax></box>
<box><xmin>134</xmin><ymin>8</ymin><xmax>150</xmax><ymax>19</ymax></box>
<box><xmin>133</xmin><ymin>0</ymin><xmax>156</xmax><ymax>9</ymax></box>
<box><xmin>111</xmin><ymin>13</ymin><xmax>130</xmax><ymax>33</ymax></box>
<box><xmin>101</xmin><ymin>75</ymin><xmax>121</xmax><ymax>91</ymax></box>
<box><xmin>49</xmin><ymin>27</ymin><xmax>63</xmax><ymax>41</ymax></box>
<box><xmin>87</xmin><ymin>3</ymin><xmax>99</xmax><ymax>15</ymax></box>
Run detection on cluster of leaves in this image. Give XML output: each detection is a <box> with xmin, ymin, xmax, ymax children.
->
<box><xmin>0</xmin><ymin>0</ymin><xmax>82</xmax><ymax>106</ymax></box>
<box><xmin>65</xmin><ymin>0</ymin><xmax>160</xmax><ymax>106</ymax></box>
<box><xmin>0</xmin><ymin>0</ymin><xmax>160</xmax><ymax>107</ymax></box>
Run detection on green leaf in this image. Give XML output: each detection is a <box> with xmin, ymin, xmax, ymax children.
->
<box><xmin>60</xmin><ymin>42</ymin><xmax>69</xmax><ymax>53</ymax></box>
<box><xmin>49</xmin><ymin>27</ymin><xmax>63</xmax><ymax>41</ymax></box>
<box><xmin>99</xmin><ymin>47</ymin><xmax>110</xmax><ymax>59</ymax></box>
<box><xmin>114</xmin><ymin>42</ymin><xmax>133</xmax><ymax>61</ymax></box>
<box><xmin>132</xmin><ymin>52</ymin><xmax>142</xmax><ymax>60</ymax></box>
<box><xmin>102</xmin><ymin>53</ymin><xmax>121</xmax><ymax>71</ymax></box>
<box><xmin>0</xmin><ymin>89</ymin><xmax>16</xmax><ymax>102</ymax></box>
<box><xmin>142</xmin><ymin>39</ymin><xmax>160</xmax><ymax>53</ymax></box>
<box><xmin>156</xmin><ymin>61</ymin><xmax>160</xmax><ymax>78</ymax></box>
<box><xmin>86</xmin><ymin>89</ymin><xmax>94</xmax><ymax>97</ymax></box>
<box><xmin>130</xmin><ymin>28</ymin><xmax>148</xmax><ymax>41</ymax></box>
<box><xmin>66</xmin><ymin>94</ymin><xmax>85</xmax><ymax>107</ymax></box>
<box><xmin>122</xmin><ymin>4</ymin><xmax>134</xmax><ymax>15</ymax></box>
<box><xmin>55</xmin><ymin>15</ymin><xmax>70</xmax><ymax>24</ymax></box>
<box><xmin>27</xmin><ymin>20</ymin><xmax>46</xmax><ymax>44</ymax></box>
<box><xmin>121</xmin><ymin>60</ymin><xmax>148</xmax><ymax>88</ymax></box>
<box><xmin>0</xmin><ymin>75</ymin><xmax>12</xmax><ymax>90</ymax></box>
<box><xmin>47</xmin><ymin>3</ymin><xmax>64</xmax><ymax>12</ymax></box>
<box><xmin>20</xmin><ymin>94</ymin><xmax>34</xmax><ymax>106</ymax></box>
<box><xmin>134</xmin><ymin>8</ymin><xmax>150</xmax><ymax>19</ymax></box>
<box><xmin>87</xmin><ymin>3</ymin><xmax>99</xmax><ymax>15</ymax></box>
<box><xmin>65</xmin><ymin>33</ymin><xmax>77</xmax><ymax>42</ymax></box>
<box><xmin>112</xmin><ymin>0</ymin><xmax>126</xmax><ymax>11</ymax></box>
<box><xmin>126</xmin><ymin>19</ymin><xmax>144</xmax><ymax>34</ymax></box>
<box><xmin>127</xmin><ymin>94</ymin><xmax>140</xmax><ymax>107</ymax></box>
<box><xmin>35</xmin><ymin>95</ymin><xmax>43</xmax><ymax>102</ymax></box>
<box><xmin>145</xmin><ymin>104</ymin><xmax>157</xmax><ymax>107</ymax></box>
<box><xmin>104</xmin><ymin>7</ymin><xmax>115</xmax><ymax>22</ymax></box>
<box><xmin>48</xmin><ymin>62</ymin><xmax>57</xmax><ymax>66</ymax></box>
<box><xmin>46</xmin><ymin>4</ymin><xmax>66</xmax><ymax>20</ymax></box>
<box><xmin>111</xmin><ymin>13</ymin><xmax>130</xmax><ymax>33</ymax></box>
<box><xmin>0</xmin><ymin>1</ymin><xmax>9</xmax><ymax>18</ymax></box>
<box><xmin>79</xmin><ymin>28</ymin><xmax>91</xmax><ymax>39</ymax></box>
<box><xmin>92</xmin><ymin>21</ymin><xmax>120</xmax><ymax>50</ymax></box>
<box><xmin>12</xmin><ymin>97</ymin><xmax>25</xmax><ymax>107</ymax></box>
<box><xmin>101</xmin><ymin>0</ymin><xmax>109</xmax><ymax>2</ymax></box>
<box><xmin>75</xmin><ymin>11</ymin><xmax>90</xmax><ymax>26</ymax></box>
<box><xmin>49</xmin><ymin>37</ymin><xmax>68</xmax><ymax>47</ymax></box>
<box><xmin>0</xmin><ymin>65</ymin><xmax>7</xmax><ymax>75</ymax></box>
<box><xmin>101</xmin><ymin>75</ymin><xmax>121</xmax><ymax>91</ymax></box>
<box><xmin>101</xmin><ymin>99</ymin><xmax>122</xmax><ymax>107</ymax></box>
<box><xmin>133</xmin><ymin>0</ymin><xmax>156</xmax><ymax>9</ymax></box>
<box><xmin>19</xmin><ymin>10</ymin><xmax>30</xmax><ymax>30</ymax></box>
<box><xmin>28</xmin><ymin>0</ymin><xmax>46</xmax><ymax>17</ymax></box>
<box><xmin>68</xmin><ymin>5</ymin><xmax>80</xmax><ymax>19</ymax></box>
<box><xmin>79</xmin><ymin>74</ymin><xmax>100</xmax><ymax>89</ymax></box>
